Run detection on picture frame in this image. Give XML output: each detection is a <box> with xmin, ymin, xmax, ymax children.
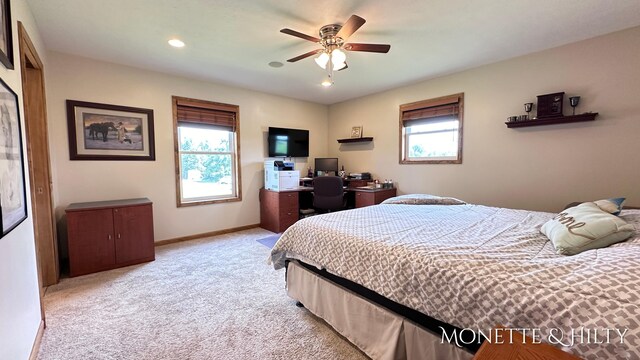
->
<box><xmin>0</xmin><ymin>0</ymin><xmax>13</xmax><ymax>70</ymax></box>
<box><xmin>0</xmin><ymin>77</ymin><xmax>27</xmax><ymax>238</ymax></box>
<box><xmin>351</xmin><ymin>126</ymin><xmax>363</xmax><ymax>138</ymax></box>
<box><xmin>66</xmin><ymin>100</ymin><xmax>155</xmax><ymax>161</ymax></box>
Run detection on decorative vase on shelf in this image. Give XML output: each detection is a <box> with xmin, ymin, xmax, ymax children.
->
<box><xmin>338</xmin><ymin>165</ymin><xmax>346</xmax><ymax>178</ymax></box>
<box><xmin>524</xmin><ymin>102</ymin><xmax>533</xmax><ymax>120</ymax></box>
<box><xmin>569</xmin><ymin>96</ymin><xmax>580</xmax><ymax>115</ymax></box>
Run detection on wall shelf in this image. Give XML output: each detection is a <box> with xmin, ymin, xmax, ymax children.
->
<box><xmin>505</xmin><ymin>113</ymin><xmax>598</xmax><ymax>128</ymax></box>
<box><xmin>337</xmin><ymin>137</ymin><xmax>374</xmax><ymax>143</ymax></box>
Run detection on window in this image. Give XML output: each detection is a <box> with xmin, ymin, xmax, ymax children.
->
<box><xmin>400</xmin><ymin>93</ymin><xmax>463</xmax><ymax>164</ymax></box>
<box><xmin>172</xmin><ymin>96</ymin><xmax>241</xmax><ymax>206</ymax></box>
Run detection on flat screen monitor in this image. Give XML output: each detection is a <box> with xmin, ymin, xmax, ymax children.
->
<box><xmin>315</xmin><ymin>158</ymin><xmax>338</xmax><ymax>176</ymax></box>
<box><xmin>268</xmin><ymin>127</ymin><xmax>309</xmax><ymax>157</ymax></box>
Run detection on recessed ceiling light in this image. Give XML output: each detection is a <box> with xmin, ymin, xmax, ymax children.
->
<box><xmin>168</xmin><ymin>39</ymin><xmax>185</xmax><ymax>48</ymax></box>
<box><xmin>268</xmin><ymin>61</ymin><xmax>283</xmax><ymax>68</ymax></box>
<box><xmin>321</xmin><ymin>79</ymin><xmax>333</xmax><ymax>87</ymax></box>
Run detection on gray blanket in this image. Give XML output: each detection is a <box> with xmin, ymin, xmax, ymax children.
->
<box><xmin>270</xmin><ymin>203</ymin><xmax>640</xmax><ymax>359</ymax></box>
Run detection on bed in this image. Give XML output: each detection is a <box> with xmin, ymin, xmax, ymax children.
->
<box><xmin>270</xmin><ymin>198</ymin><xmax>640</xmax><ymax>360</ymax></box>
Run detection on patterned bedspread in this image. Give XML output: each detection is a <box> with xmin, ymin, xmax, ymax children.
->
<box><xmin>270</xmin><ymin>204</ymin><xmax>640</xmax><ymax>359</ymax></box>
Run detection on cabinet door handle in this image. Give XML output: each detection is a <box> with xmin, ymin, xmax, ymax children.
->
<box><xmin>108</xmin><ymin>234</ymin><xmax>112</xmax><ymax>240</ymax></box>
<box><xmin>114</xmin><ymin>209</ymin><xmax>118</xmax><ymax>213</ymax></box>
<box><xmin>117</xmin><ymin>233</ymin><xmax>121</xmax><ymax>239</ymax></box>
<box><xmin>287</xmin><ymin>212</ymin><xmax>292</xmax><ymax>216</ymax></box>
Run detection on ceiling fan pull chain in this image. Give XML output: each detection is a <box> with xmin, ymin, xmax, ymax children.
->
<box><xmin>327</xmin><ymin>53</ymin><xmax>334</xmax><ymax>85</ymax></box>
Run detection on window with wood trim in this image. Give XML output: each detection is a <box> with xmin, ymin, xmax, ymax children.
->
<box><xmin>172</xmin><ymin>96</ymin><xmax>241</xmax><ymax>206</ymax></box>
<box><xmin>399</xmin><ymin>93</ymin><xmax>464</xmax><ymax>164</ymax></box>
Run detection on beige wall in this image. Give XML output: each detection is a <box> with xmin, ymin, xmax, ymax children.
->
<box><xmin>328</xmin><ymin>26</ymin><xmax>640</xmax><ymax>212</ymax></box>
<box><xmin>0</xmin><ymin>1</ymin><xmax>49</xmax><ymax>359</ymax></box>
<box><xmin>46</xmin><ymin>52</ymin><xmax>328</xmax><ymax>241</ymax></box>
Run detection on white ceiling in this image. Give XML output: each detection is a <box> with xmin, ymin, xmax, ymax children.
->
<box><xmin>27</xmin><ymin>0</ymin><xmax>640</xmax><ymax>105</ymax></box>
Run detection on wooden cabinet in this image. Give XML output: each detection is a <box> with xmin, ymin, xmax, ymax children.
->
<box><xmin>66</xmin><ymin>198</ymin><xmax>155</xmax><ymax>277</ymax></box>
<box><xmin>354</xmin><ymin>188</ymin><xmax>397</xmax><ymax>208</ymax></box>
<box><xmin>260</xmin><ymin>189</ymin><xmax>299</xmax><ymax>233</ymax></box>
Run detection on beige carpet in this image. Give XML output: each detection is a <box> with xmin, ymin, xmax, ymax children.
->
<box><xmin>38</xmin><ymin>228</ymin><xmax>367</xmax><ymax>360</ymax></box>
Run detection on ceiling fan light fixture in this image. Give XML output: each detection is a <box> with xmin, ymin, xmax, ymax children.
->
<box><xmin>321</xmin><ymin>75</ymin><xmax>333</xmax><ymax>87</ymax></box>
<box><xmin>332</xmin><ymin>61</ymin><xmax>347</xmax><ymax>71</ymax></box>
<box><xmin>315</xmin><ymin>52</ymin><xmax>330</xmax><ymax>69</ymax></box>
<box><xmin>331</xmin><ymin>49</ymin><xmax>347</xmax><ymax>64</ymax></box>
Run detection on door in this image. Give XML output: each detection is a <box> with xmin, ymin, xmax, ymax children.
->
<box><xmin>355</xmin><ymin>192</ymin><xmax>375</xmax><ymax>208</ymax></box>
<box><xmin>18</xmin><ymin>23</ymin><xmax>58</xmax><ymax>288</ymax></box>
<box><xmin>113</xmin><ymin>205</ymin><xmax>154</xmax><ymax>264</ymax></box>
<box><xmin>67</xmin><ymin>209</ymin><xmax>115</xmax><ymax>276</ymax></box>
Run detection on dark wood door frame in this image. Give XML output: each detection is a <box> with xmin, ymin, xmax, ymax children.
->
<box><xmin>18</xmin><ymin>22</ymin><xmax>59</xmax><ymax>294</ymax></box>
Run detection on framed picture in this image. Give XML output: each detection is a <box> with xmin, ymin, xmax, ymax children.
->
<box><xmin>66</xmin><ymin>100</ymin><xmax>155</xmax><ymax>161</ymax></box>
<box><xmin>0</xmin><ymin>77</ymin><xmax>26</xmax><ymax>238</ymax></box>
<box><xmin>0</xmin><ymin>0</ymin><xmax>13</xmax><ymax>70</ymax></box>
<box><xmin>351</xmin><ymin>126</ymin><xmax>363</xmax><ymax>138</ymax></box>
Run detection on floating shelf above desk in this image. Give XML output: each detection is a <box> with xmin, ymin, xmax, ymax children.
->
<box><xmin>337</xmin><ymin>137</ymin><xmax>374</xmax><ymax>143</ymax></box>
<box><xmin>505</xmin><ymin>113</ymin><xmax>598</xmax><ymax>128</ymax></box>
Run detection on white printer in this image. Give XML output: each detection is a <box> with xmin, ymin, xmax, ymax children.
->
<box><xmin>264</xmin><ymin>160</ymin><xmax>300</xmax><ymax>191</ymax></box>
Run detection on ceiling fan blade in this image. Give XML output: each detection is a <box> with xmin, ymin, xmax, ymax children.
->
<box><xmin>336</xmin><ymin>15</ymin><xmax>366</xmax><ymax>40</ymax></box>
<box><xmin>344</xmin><ymin>43</ymin><xmax>391</xmax><ymax>53</ymax></box>
<box><xmin>280</xmin><ymin>28</ymin><xmax>321</xmax><ymax>43</ymax></box>
<box><xmin>287</xmin><ymin>49</ymin><xmax>323</xmax><ymax>62</ymax></box>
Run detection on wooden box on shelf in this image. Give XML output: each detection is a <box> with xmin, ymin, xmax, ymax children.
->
<box><xmin>66</xmin><ymin>198</ymin><xmax>155</xmax><ymax>277</ymax></box>
<box><xmin>536</xmin><ymin>92</ymin><xmax>564</xmax><ymax>118</ymax></box>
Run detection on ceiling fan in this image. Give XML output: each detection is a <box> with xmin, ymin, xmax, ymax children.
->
<box><xmin>280</xmin><ymin>15</ymin><xmax>391</xmax><ymax>86</ymax></box>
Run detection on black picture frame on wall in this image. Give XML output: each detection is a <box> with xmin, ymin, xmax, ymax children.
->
<box><xmin>0</xmin><ymin>0</ymin><xmax>13</xmax><ymax>70</ymax></box>
<box><xmin>0</xmin><ymin>77</ymin><xmax>27</xmax><ymax>239</ymax></box>
<box><xmin>66</xmin><ymin>100</ymin><xmax>156</xmax><ymax>161</ymax></box>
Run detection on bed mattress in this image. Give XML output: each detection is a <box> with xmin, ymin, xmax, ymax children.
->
<box><xmin>270</xmin><ymin>203</ymin><xmax>640</xmax><ymax>359</ymax></box>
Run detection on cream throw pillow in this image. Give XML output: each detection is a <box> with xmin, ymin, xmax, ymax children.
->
<box><xmin>541</xmin><ymin>202</ymin><xmax>635</xmax><ymax>255</ymax></box>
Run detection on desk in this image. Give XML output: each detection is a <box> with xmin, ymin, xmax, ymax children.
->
<box><xmin>259</xmin><ymin>187</ymin><xmax>397</xmax><ymax>233</ymax></box>
<box><xmin>301</xmin><ymin>177</ymin><xmax>370</xmax><ymax>188</ymax></box>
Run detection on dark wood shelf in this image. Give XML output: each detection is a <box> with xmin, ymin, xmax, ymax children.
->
<box><xmin>505</xmin><ymin>113</ymin><xmax>598</xmax><ymax>128</ymax></box>
<box><xmin>337</xmin><ymin>137</ymin><xmax>374</xmax><ymax>143</ymax></box>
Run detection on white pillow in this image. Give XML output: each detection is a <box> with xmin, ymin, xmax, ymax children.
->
<box><xmin>541</xmin><ymin>202</ymin><xmax>635</xmax><ymax>255</ymax></box>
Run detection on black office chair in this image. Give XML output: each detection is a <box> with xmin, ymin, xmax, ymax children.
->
<box><xmin>312</xmin><ymin>176</ymin><xmax>345</xmax><ymax>212</ymax></box>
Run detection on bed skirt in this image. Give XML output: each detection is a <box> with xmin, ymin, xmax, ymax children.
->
<box><xmin>286</xmin><ymin>260</ymin><xmax>473</xmax><ymax>360</ymax></box>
